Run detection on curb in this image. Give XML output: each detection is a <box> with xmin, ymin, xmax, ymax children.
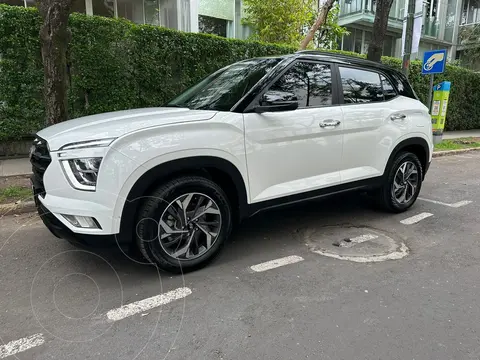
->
<box><xmin>433</xmin><ymin>147</ymin><xmax>480</xmax><ymax>158</ymax></box>
<box><xmin>0</xmin><ymin>173</ymin><xmax>31</xmax><ymax>179</ymax></box>
<box><xmin>0</xmin><ymin>201</ymin><xmax>36</xmax><ymax>216</ymax></box>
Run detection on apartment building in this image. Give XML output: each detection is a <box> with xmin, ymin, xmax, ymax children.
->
<box><xmin>2</xmin><ymin>0</ymin><xmax>478</xmax><ymax>61</ymax></box>
<box><xmin>337</xmin><ymin>0</ymin><xmax>477</xmax><ymax>61</ymax></box>
<box><xmin>2</xmin><ymin>0</ymin><xmax>251</xmax><ymax>39</ymax></box>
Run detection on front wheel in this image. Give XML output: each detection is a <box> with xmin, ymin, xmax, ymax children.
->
<box><xmin>376</xmin><ymin>151</ymin><xmax>423</xmax><ymax>213</ymax></box>
<box><xmin>136</xmin><ymin>176</ymin><xmax>232</xmax><ymax>273</ymax></box>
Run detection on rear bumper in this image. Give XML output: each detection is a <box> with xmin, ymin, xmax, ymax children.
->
<box><xmin>34</xmin><ymin>191</ymin><xmax>127</xmax><ymax>249</ymax></box>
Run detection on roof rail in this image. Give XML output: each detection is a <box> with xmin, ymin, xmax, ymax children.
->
<box><xmin>295</xmin><ymin>50</ymin><xmax>384</xmax><ymax>66</ymax></box>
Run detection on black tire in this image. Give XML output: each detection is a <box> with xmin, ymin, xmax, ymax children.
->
<box><xmin>136</xmin><ymin>176</ymin><xmax>232</xmax><ymax>273</ymax></box>
<box><xmin>376</xmin><ymin>151</ymin><xmax>423</xmax><ymax>213</ymax></box>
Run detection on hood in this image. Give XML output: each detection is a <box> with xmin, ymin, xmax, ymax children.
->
<box><xmin>37</xmin><ymin>107</ymin><xmax>216</xmax><ymax>151</ymax></box>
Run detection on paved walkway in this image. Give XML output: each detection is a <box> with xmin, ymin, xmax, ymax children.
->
<box><xmin>1</xmin><ymin>129</ymin><xmax>479</xmax><ymax>178</ymax></box>
<box><xmin>0</xmin><ymin>157</ymin><xmax>31</xmax><ymax>177</ymax></box>
<box><xmin>442</xmin><ymin>130</ymin><xmax>480</xmax><ymax>139</ymax></box>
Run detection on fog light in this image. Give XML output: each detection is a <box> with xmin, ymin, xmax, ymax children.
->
<box><xmin>62</xmin><ymin>215</ymin><xmax>100</xmax><ymax>229</ymax></box>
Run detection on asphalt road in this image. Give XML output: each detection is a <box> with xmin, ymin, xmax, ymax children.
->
<box><xmin>1</xmin><ymin>152</ymin><xmax>480</xmax><ymax>360</ymax></box>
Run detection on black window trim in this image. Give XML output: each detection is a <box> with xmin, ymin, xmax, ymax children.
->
<box><xmin>242</xmin><ymin>58</ymin><xmax>339</xmax><ymax>113</ymax></box>
<box><xmin>380</xmin><ymin>73</ymin><xmax>398</xmax><ymax>102</ymax></box>
<box><xmin>335</xmin><ymin>64</ymin><xmax>400</xmax><ymax>106</ymax></box>
<box><xmin>232</xmin><ymin>57</ymin><xmax>294</xmax><ymax>113</ymax></box>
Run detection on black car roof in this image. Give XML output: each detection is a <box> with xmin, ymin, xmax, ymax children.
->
<box><xmin>296</xmin><ymin>50</ymin><xmax>395</xmax><ymax>70</ymax></box>
<box><xmin>254</xmin><ymin>50</ymin><xmax>399</xmax><ymax>75</ymax></box>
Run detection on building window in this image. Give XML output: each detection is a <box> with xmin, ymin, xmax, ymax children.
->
<box><xmin>72</xmin><ymin>0</ymin><xmax>87</xmax><ymax>13</ymax></box>
<box><xmin>158</xmin><ymin>0</ymin><xmax>177</xmax><ymax>29</ymax></box>
<box><xmin>354</xmin><ymin>28</ymin><xmax>362</xmax><ymax>53</ymax></box>
<box><xmin>180</xmin><ymin>0</ymin><xmax>191</xmax><ymax>32</ymax></box>
<box><xmin>117</xmin><ymin>0</ymin><xmax>144</xmax><ymax>23</ymax></box>
<box><xmin>92</xmin><ymin>0</ymin><xmax>115</xmax><ymax>17</ymax></box>
<box><xmin>0</xmin><ymin>0</ymin><xmax>24</xmax><ymax>6</ymax></box>
<box><xmin>144</xmin><ymin>0</ymin><xmax>160</xmax><ymax>25</ymax></box>
<box><xmin>342</xmin><ymin>29</ymin><xmax>354</xmax><ymax>51</ymax></box>
<box><xmin>462</xmin><ymin>0</ymin><xmax>480</xmax><ymax>24</ymax></box>
<box><xmin>115</xmin><ymin>0</ymin><xmax>179</xmax><ymax>29</ymax></box>
<box><xmin>0</xmin><ymin>0</ymin><xmax>85</xmax><ymax>11</ymax></box>
<box><xmin>199</xmin><ymin>15</ymin><xmax>229</xmax><ymax>37</ymax></box>
<box><xmin>383</xmin><ymin>35</ymin><xmax>394</xmax><ymax>56</ymax></box>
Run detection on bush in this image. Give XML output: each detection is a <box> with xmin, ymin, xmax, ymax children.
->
<box><xmin>1</xmin><ymin>4</ymin><xmax>480</xmax><ymax>141</ymax></box>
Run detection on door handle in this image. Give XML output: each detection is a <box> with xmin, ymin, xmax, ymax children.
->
<box><xmin>390</xmin><ymin>114</ymin><xmax>406</xmax><ymax>121</ymax></box>
<box><xmin>319</xmin><ymin>119</ymin><xmax>341</xmax><ymax>128</ymax></box>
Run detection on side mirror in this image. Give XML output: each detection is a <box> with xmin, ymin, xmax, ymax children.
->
<box><xmin>254</xmin><ymin>90</ymin><xmax>299</xmax><ymax>113</ymax></box>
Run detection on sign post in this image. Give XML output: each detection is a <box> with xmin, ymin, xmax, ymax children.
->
<box><xmin>421</xmin><ymin>49</ymin><xmax>447</xmax><ymax>110</ymax></box>
<box><xmin>421</xmin><ymin>49</ymin><xmax>448</xmax><ymax>144</ymax></box>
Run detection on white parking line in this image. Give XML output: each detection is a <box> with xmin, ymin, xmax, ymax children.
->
<box><xmin>106</xmin><ymin>287</ymin><xmax>192</xmax><ymax>322</ymax></box>
<box><xmin>418</xmin><ymin>197</ymin><xmax>472</xmax><ymax>208</ymax></box>
<box><xmin>339</xmin><ymin>234</ymin><xmax>379</xmax><ymax>248</ymax></box>
<box><xmin>400</xmin><ymin>212</ymin><xmax>433</xmax><ymax>225</ymax></box>
<box><xmin>350</xmin><ymin>234</ymin><xmax>379</xmax><ymax>243</ymax></box>
<box><xmin>250</xmin><ymin>255</ymin><xmax>304</xmax><ymax>272</ymax></box>
<box><xmin>0</xmin><ymin>333</ymin><xmax>45</xmax><ymax>359</ymax></box>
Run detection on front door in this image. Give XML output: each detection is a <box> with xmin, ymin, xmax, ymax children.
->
<box><xmin>243</xmin><ymin>60</ymin><xmax>344</xmax><ymax>204</ymax></box>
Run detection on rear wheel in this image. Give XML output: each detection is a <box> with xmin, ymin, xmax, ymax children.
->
<box><xmin>136</xmin><ymin>176</ymin><xmax>232</xmax><ymax>273</ymax></box>
<box><xmin>376</xmin><ymin>151</ymin><xmax>423</xmax><ymax>213</ymax></box>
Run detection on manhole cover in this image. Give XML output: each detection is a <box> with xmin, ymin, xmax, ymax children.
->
<box><xmin>305</xmin><ymin>226</ymin><xmax>408</xmax><ymax>263</ymax></box>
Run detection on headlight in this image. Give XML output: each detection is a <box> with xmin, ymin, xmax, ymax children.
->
<box><xmin>59</xmin><ymin>138</ymin><xmax>115</xmax><ymax>150</ymax></box>
<box><xmin>62</xmin><ymin>158</ymin><xmax>102</xmax><ymax>191</ymax></box>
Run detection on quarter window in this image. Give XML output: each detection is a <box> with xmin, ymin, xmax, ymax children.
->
<box><xmin>381</xmin><ymin>75</ymin><xmax>397</xmax><ymax>100</ymax></box>
<box><xmin>268</xmin><ymin>62</ymin><xmax>333</xmax><ymax>107</ymax></box>
<box><xmin>339</xmin><ymin>67</ymin><xmax>384</xmax><ymax>104</ymax></box>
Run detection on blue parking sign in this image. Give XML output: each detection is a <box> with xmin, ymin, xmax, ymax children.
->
<box><xmin>422</xmin><ymin>49</ymin><xmax>447</xmax><ymax>75</ymax></box>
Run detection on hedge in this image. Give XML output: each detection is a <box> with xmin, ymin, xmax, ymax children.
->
<box><xmin>1</xmin><ymin>5</ymin><xmax>480</xmax><ymax>142</ymax></box>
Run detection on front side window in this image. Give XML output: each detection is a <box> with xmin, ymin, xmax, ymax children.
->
<box><xmin>339</xmin><ymin>67</ymin><xmax>384</xmax><ymax>104</ymax></box>
<box><xmin>268</xmin><ymin>61</ymin><xmax>333</xmax><ymax>108</ymax></box>
<box><xmin>167</xmin><ymin>58</ymin><xmax>281</xmax><ymax>111</ymax></box>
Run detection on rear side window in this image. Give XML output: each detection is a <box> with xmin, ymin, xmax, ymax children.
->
<box><xmin>268</xmin><ymin>61</ymin><xmax>333</xmax><ymax>107</ymax></box>
<box><xmin>381</xmin><ymin>75</ymin><xmax>397</xmax><ymax>100</ymax></box>
<box><xmin>388</xmin><ymin>71</ymin><xmax>418</xmax><ymax>100</ymax></box>
<box><xmin>339</xmin><ymin>67</ymin><xmax>384</xmax><ymax>104</ymax></box>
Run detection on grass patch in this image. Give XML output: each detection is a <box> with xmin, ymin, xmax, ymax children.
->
<box><xmin>434</xmin><ymin>137</ymin><xmax>480</xmax><ymax>151</ymax></box>
<box><xmin>0</xmin><ymin>185</ymin><xmax>32</xmax><ymax>204</ymax></box>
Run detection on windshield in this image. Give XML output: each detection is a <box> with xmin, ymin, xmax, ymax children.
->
<box><xmin>167</xmin><ymin>58</ymin><xmax>281</xmax><ymax>111</ymax></box>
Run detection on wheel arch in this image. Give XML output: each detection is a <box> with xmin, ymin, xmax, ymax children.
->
<box><xmin>384</xmin><ymin>137</ymin><xmax>430</xmax><ymax>179</ymax></box>
<box><xmin>118</xmin><ymin>156</ymin><xmax>249</xmax><ymax>244</ymax></box>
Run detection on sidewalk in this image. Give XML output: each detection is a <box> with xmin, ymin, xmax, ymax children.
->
<box><xmin>1</xmin><ymin>129</ymin><xmax>480</xmax><ymax>178</ymax></box>
<box><xmin>442</xmin><ymin>130</ymin><xmax>480</xmax><ymax>140</ymax></box>
<box><xmin>0</xmin><ymin>157</ymin><xmax>31</xmax><ymax>177</ymax></box>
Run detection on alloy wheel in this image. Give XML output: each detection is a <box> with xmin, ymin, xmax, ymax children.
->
<box><xmin>391</xmin><ymin>161</ymin><xmax>419</xmax><ymax>204</ymax></box>
<box><xmin>158</xmin><ymin>193</ymin><xmax>222</xmax><ymax>260</ymax></box>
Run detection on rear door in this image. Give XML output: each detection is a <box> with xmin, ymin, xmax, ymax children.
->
<box><xmin>338</xmin><ymin>66</ymin><xmax>412</xmax><ymax>183</ymax></box>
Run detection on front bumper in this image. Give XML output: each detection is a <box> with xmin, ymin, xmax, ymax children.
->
<box><xmin>33</xmin><ymin>189</ymin><xmax>126</xmax><ymax>249</ymax></box>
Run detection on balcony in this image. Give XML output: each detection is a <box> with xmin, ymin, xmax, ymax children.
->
<box><xmin>338</xmin><ymin>0</ymin><xmax>404</xmax><ymax>32</ymax></box>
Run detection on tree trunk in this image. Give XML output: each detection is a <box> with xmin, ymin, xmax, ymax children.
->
<box><xmin>299</xmin><ymin>0</ymin><xmax>336</xmax><ymax>50</ymax></box>
<box><xmin>367</xmin><ymin>0</ymin><xmax>394</xmax><ymax>62</ymax></box>
<box><xmin>37</xmin><ymin>0</ymin><xmax>73</xmax><ymax>125</ymax></box>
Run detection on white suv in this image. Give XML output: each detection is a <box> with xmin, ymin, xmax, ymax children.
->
<box><xmin>31</xmin><ymin>51</ymin><xmax>433</xmax><ymax>272</ymax></box>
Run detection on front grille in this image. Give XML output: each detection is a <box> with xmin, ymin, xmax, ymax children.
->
<box><xmin>30</xmin><ymin>137</ymin><xmax>51</xmax><ymax>197</ymax></box>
